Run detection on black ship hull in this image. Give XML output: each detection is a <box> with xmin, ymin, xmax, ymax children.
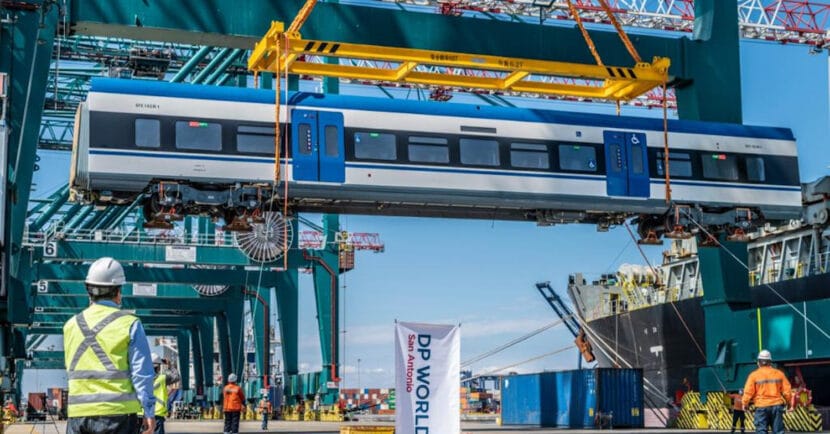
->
<box><xmin>586</xmin><ymin>297</ymin><xmax>707</xmax><ymax>409</ymax></box>
<box><xmin>583</xmin><ymin>273</ymin><xmax>830</xmax><ymax>408</ymax></box>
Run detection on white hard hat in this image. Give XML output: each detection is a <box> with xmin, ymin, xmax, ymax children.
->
<box><xmin>758</xmin><ymin>349</ymin><xmax>772</xmax><ymax>361</ymax></box>
<box><xmin>228</xmin><ymin>373</ymin><xmax>238</xmax><ymax>383</ymax></box>
<box><xmin>152</xmin><ymin>353</ymin><xmax>162</xmax><ymax>365</ymax></box>
<box><xmin>85</xmin><ymin>257</ymin><xmax>126</xmax><ymax>287</ymax></box>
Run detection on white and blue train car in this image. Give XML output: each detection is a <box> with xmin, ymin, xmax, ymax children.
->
<box><xmin>70</xmin><ymin>78</ymin><xmax>802</xmax><ymax>232</ymax></box>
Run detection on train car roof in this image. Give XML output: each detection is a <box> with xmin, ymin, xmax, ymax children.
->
<box><xmin>90</xmin><ymin>78</ymin><xmax>794</xmax><ymax>141</ymax></box>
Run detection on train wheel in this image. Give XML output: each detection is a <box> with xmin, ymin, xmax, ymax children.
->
<box><xmin>142</xmin><ymin>194</ymin><xmax>162</xmax><ymax>221</ymax></box>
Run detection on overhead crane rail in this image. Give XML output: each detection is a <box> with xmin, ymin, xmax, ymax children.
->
<box><xmin>248</xmin><ymin>21</ymin><xmax>670</xmax><ymax>102</ymax></box>
<box><xmin>388</xmin><ymin>0</ymin><xmax>830</xmax><ymax>48</ymax></box>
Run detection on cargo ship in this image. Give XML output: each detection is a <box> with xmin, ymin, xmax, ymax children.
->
<box><xmin>565</xmin><ymin>176</ymin><xmax>830</xmax><ymax>426</ymax></box>
<box><xmin>566</xmin><ymin>237</ymin><xmax>705</xmax><ymax>415</ymax></box>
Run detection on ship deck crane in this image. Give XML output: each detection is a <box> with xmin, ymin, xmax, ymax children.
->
<box><xmin>535</xmin><ymin>281</ymin><xmax>596</xmax><ymax>365</ymax></box>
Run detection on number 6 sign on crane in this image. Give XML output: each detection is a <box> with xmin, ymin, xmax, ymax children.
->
<box><xmin>43</xmin><ymin>241</ymin><xmax>57</xmax><ymax>257</ymax></box>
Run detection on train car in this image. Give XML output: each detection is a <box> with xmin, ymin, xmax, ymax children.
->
<box><xmin>70</xmin><ymin>78</ymin><xmax>802</xmax><ymax>235</ymax></box>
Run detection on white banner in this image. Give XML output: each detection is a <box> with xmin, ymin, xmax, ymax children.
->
<box><xmin>395</xmin><ymin>321</ymin><xmax>460</xmax><ymax>434</ymax></box>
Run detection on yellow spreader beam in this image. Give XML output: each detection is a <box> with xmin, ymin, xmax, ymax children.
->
<box><xmin>248</xmin><ymin>21</ymin><xmax>670</xmax><ymax>101</ymax></box>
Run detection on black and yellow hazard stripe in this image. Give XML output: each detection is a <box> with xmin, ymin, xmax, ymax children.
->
<box><xmin>783</xmin><ymin>406</ymin><xmax>823</xmax><ymax>432</ymax></box>
<box><xmin>675</xmin><ymin>392</ymin><xmax>822</xmax><ymax>431</ymax></box>
<box><xmin>605</xmin><ymin>66</ymin><xmax>638</xmax><ymax>79</ymax></box>
<box><xmin>301</xmin><ymin>41</ymin><xmax>341</xmax><ymax>55</ymax></box>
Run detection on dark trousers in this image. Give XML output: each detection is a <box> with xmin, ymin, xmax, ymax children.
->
<box><xmin>261</xmin><ymin>411</ymin><xmax>268</xmax><ymax>429</ymax></box>
<box><xmin>732</xmin><ymin>410</ymin><xmax>746</xmax><ymax>433</ymax></box>
<box><xmin>154</xmin><ymin>416</ymin><xmax>165</xmax><ymax>434</ymax></box>
<box><xmin>66</xmin><ymin>414</ymin><xmax>139</xmax><ymax>434</ymax></box>
<box><xmin>223</xmin><ymin>411</ymin><xmax>241</xmax><ymax>434</ymax></box>
<box><xmin>754</xmin><ymin>405</ymin><xmax>785</xmax><ymax>434</ymax></box>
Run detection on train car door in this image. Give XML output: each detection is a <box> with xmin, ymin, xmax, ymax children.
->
<box><xmin>291</xmin><ymin>110</ymin><xmax>345</xmax><ymax>183</ymax></box>
<box><xmin>603</xmin><ymin>131</ymin><xmax>649</xmax><ymax>198</ymax></box>
<box><xmin>317</xmin><ymin>111</ymin><xmax>345</xmax><ymax>183</ymax></box>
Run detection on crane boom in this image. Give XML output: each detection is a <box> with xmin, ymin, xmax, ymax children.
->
<box><xmin>535</xmin><ymin>281</ymin><xmax>596</xmax><ymax>363</ymax></box>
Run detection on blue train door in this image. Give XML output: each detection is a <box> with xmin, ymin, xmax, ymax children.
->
<box><xmin>291</xmin><ymin>109</ymin><xmax>345</xmax><ymax>182</ymax></box>
<box><xmin>603</xmin><ymin>131</ymin><xmax>649</xmax><ymax>198</ymax></box>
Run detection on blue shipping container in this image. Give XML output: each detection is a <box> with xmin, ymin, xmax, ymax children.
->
<box><xmin>268</xmin><ymin>386</ymin><xmax>284</xmax><ymax>409</ymax></box>
<box><xmin>500</xmin><ymin>368</ymin><xmax>643</xmax><ymax>428</ymax></box>
<box><xmin>500</xmin><ymin>373</ymin><xmax>552</xmax><ymax>426</ymax></box>
<box><xmin>594</xmin><ymin>368</ymin><xmax>644</xmax><ymax>428</ymax></box>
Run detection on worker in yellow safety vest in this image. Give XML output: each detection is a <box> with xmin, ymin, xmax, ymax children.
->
<box><xmin>152</xmin><ymin>353</ymin><xmax>180</xmax><ymax>434</ymax></box>
<box><xmin>64</xmin><ymin>257</ymin><xmax>156</xmax><ymax>434</ymax></box>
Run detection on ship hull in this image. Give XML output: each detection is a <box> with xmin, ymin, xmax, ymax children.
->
<box><xmin>585</xmin><ymin>297</ymin><xmax>707</xmax><ymax>409</ymax></box>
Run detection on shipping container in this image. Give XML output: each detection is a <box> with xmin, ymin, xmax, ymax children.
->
<box><xmin>267</xmin><ymin>386</ymin><xmax>284</xmax><ymax>410</ymax></box>
<box><xmin>592</xmin><ymin>368</ymin><xmax>643</xmax><ymax>428</ymax></box>
<box><xmin>47</xmin><ymin>388</ymin><xmax>67</xmax><ymax>420</ymax></box>
<box><xmin>500</xmin><ymin>368</ymin><xmax>643</xmax><ymax>428</ymax></box>
<box><xmin>500</xmin><ymin>373</ymin><xmax>555</xmax><ymax>425</ymax></box>
<box><xmin>25</xmin><ymin>393</ymin><xmax>48</xmax><ymax>421</ymax></box>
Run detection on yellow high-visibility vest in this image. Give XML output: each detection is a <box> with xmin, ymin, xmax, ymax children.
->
<box><xmin>154</xmin><ymin>374</ymin><xmax>168</xmax><ymax>417</ymax></box>
<box><xmin>63</xmin><ymin>303</ymin><xmax>142</xmax><ymax>417</ymax></box>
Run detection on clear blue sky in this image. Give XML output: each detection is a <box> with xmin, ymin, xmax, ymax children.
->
<box><xmin>23</xmin><ymin>39</ymin><xmax>830</xmax><ymax>395</ymax></box>
<box><xmin>298</xmin><ymin>39</ymin><xmax>830</xmax><ymax>390</ymax></box>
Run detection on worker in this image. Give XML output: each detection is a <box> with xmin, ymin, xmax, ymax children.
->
<box><xmin>729</xmin><ymin>389</ymin><xmax>746</xmax><ymax>434</ymax></box>
<box><xmin>3</xmin><ymin>397</ymin><xmax>19</xmax><ymax>423</ymax></box>
<box><xmin>152</xmin><ymin>353</ymin><xmax>181</xmax><ymax>434</ymax></box>
<box><xmin>257</xmin><ymin>394</ymin><xmax>272</xmax><ymax>430</ymax></box>
<box><xmin>297</xmin><ymin>399</ymin><xmax>305</xmax><ymax>420</ymax></box>
<box><xmin>63</xmin><ymin>257</ymin><xmax>156</xmax><ymax>434</ymax></box>
<box><xmin>742</xmin><ymin>349</ymin><xmax>792</xmax><ymax>434</ymax></box>
<box><xmin>222</xmin><ymin>373</ymin><xmax>245</xmax><ymax>434</ymax></box>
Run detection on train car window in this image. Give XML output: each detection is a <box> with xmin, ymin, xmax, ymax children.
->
<box><xmin>460</xmin><ymin>138</ymin><xmax>500</xmax><ymax>166</ymax></box>
<box><xmin>510</xmin><ymin>143</ymin><xmax>549</xmax><ymax>169</ymax></box>
<box><xmin>656</xmin><ymin>152</ymin><xmax>693</xmax><ymax>177</ymax></box>
<box><xmin>325</xmin><ymin>125</ymin><xmax>339</xmax><ymax>157</ymax></box>
<box><xmin>408</xmin><ymin>136</ymin><xmax>449</xmax><ymax>163</ymax></box>
<box><xmin>558</xmin><ymin>144</ymin><xmax>597</xmax><ymax>172</ymax></box>
<box><xmin>135</xmin><ymin>119</ymin><xmax>161</xmax><ymax>148</ymax></box>
<box><xmin>630</xmin><ymin>146</ymin><xmax>644</xmax><ymax>174</ymax></box>
<box><xmin>237</xmin><ymin>125</ymin><xmax>275</xmax><ymax>154</ymax></box>
<box><xmin>355</xmin><ymin>132</ymin><xmax>397</xmax><ymax>160</ymax></box>
<box><xmin>175</xmin><ymin>121</ymin><xmax>222</xmax><ymax>151</ymax></box>
<box><xmin>746</xmin><ymin>156</ymin><xmax>766</xmax><ymax>182</ymax></box>
<box><xmin>701</xmin><ymin>153</ymin><xmax>739</xmax><ymax>181</ymax></box>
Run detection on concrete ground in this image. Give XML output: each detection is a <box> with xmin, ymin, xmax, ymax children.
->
<box><xmin>8</xmin><ymin>419</ymin><xmax>830</xmax><ymax>434</ymax></box>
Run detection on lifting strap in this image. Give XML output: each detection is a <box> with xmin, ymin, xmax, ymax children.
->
<box><xmin>569</xmin><ymin>0</ymin><xmax>671</xmax><ymax>202</ymax></box>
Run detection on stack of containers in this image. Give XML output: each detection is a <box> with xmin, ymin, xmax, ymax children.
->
<box><xmin>500</xmin><ymin>368</ymin><xmax>643</xmax><ymax>428</ymax></box>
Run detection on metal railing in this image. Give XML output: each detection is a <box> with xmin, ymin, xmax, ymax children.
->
<box><xmin>748</xmin><ymin>252</ymin><xmax>830</xmax><ymax>286</ymax></box>
<box><xmin>23</xmin><ymin>225</ymin><xmax>239</xmax><ymax>249</ymax></box>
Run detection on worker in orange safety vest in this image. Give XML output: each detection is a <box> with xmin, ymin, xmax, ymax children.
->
<box><xmin>729</xmin><ymin>389</ymin><xmax>746</xmax><ymax>434</ymax></box>
<box><xmin>222</xmin><ymin>374</ymin><xmax>245</xmax><ymax>434</ymax></box>
<box><xmin>742</xmin><ymin>350</ymin><xmax>792</xmax><ymax>434</ymax></box>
